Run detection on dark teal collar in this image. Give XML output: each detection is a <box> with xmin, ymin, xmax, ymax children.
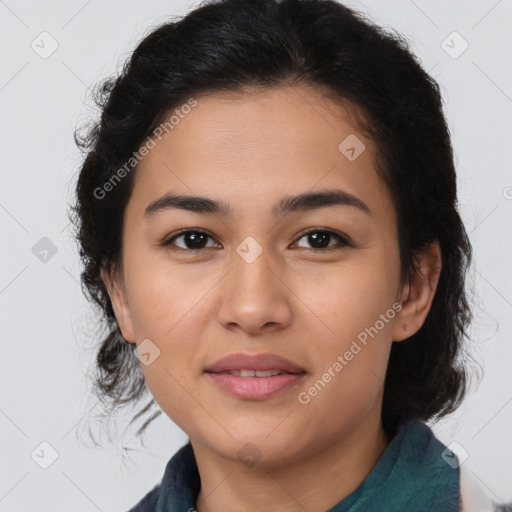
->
<box><xmin>135</xmin><ymin>420</ymin><xmax>460</xmax><ymax>512</ymax></box>
<box><xmin>328</xmin><ymin>420</ymin><xmax>460</xmax><ymax>511</ymax></box>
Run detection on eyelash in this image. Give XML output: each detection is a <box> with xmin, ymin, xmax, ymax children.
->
<box><xmin>161</xmin><ymin>228</ymin><xmax>353</xmax><ymax>252</ymax></box>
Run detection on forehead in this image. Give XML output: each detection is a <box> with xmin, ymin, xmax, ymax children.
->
<box><xmin>129</xmin><ymin>85</ymin><xmax>394</xmax><ymax>222</ymax></box>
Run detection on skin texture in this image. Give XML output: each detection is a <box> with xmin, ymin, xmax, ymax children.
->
<box><xmin>101</xmin><ymin>85</ymin><xmax>442</xmax><ymax>511</ymax></box>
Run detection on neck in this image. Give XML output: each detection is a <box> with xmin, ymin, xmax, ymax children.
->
<box><xmin>192</xmin><ymin>411</ymin><xmax>390</xmax><ymax>512</ymax></box>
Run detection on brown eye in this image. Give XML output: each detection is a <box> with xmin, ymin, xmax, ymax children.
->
<box><xmin>162</xmin><ymin>230</ymin><xmax>219</xmax><ymax>250</ymax></box>
<box><xmin>294</xmin><ymin>229</ymin><xmax>352</xmax><ymax>250</ymax></box>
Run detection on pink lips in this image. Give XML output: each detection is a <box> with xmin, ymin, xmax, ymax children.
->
<box><xmin>205</xmin><ymin>352</ymin><xmax>305</xmax><ymax>374</ymax></box>
<box><xmin>204</xmin><ymin>352</ymin><xmax>307</xmax><ymax>400</ymax></box>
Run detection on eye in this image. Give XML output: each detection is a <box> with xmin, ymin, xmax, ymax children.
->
<box><xmin>161</xmin><ymin>228</ymin><xmax>352</xmax><ymax>252</ymax></box>
<box><xmin>161</xmin><ymin>229</ymin><xmax>219</xmax><ymax>250</ymax></box>
<box><xmin>293</xmin><ymin>228</ymin><xmax>352</xmax><ymax>250</ymax></box>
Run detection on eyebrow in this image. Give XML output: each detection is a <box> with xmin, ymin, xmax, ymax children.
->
<box><xmin>144</xmin><ymin>189</ymin><xmax>371</xmax><ymax>218</ymax></box>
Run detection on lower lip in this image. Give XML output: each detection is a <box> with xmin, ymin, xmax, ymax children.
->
<box><xmin>205</xmin><ymin>372</ymin><xmax>306</xmax><ymax>399</ymax></box>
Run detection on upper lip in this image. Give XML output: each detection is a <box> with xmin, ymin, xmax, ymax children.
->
<box><xmin>205</xmin><ymin>353</ymin><xmax>306</xmax><ymax>374</ymax></box>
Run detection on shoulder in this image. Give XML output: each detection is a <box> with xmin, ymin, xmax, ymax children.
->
<box><xmin>124</xmin><ymin>441</ymin><xmax>200</xmax><ymax>512</ymax></box>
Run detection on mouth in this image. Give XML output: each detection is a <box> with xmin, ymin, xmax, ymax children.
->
<box><xmin>204</xmin><ymin>352</ymin><xmax>306</xmax><ymax>374</ymax></box>
<box><xmin>205</xmin><ymin>371</ymin><xmax>307</xmax><ymax>400</ymax></box>
<box><xmin>204</xmin><ymin>353</ymin><xmax>307</xmax><ymax>399</ymax></box>
<box><xmin>206</xmin><ymin>369</ymin><xmax>303</xmax><ymax>377</ymax></box>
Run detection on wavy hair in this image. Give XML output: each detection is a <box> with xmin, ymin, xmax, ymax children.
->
<box><xmin>70</xmin><ymin>0</ymin><xmax>473</xmax><ymax>442</ymax></box>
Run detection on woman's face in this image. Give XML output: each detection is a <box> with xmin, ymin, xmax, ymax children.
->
<box><xmin>104</xmin><ymin>85</ymin><xmax>412</xmax><ymax>466</ymax></box>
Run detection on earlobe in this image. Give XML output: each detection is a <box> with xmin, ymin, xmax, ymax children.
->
<box><xmin>392</xmin><ymin>241</ymin><xmax>442</xmax><ymax>342</ymax></box>
<box><xmin>100</xmin><ymin>265</ymin><xmax>136</xmax><ymax>343</ymax></box>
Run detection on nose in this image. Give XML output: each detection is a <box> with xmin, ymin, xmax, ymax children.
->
<box><xmin>216</xmin><ymin>247</ymin><xmax>293</xmax><ymax>335</ymax></box>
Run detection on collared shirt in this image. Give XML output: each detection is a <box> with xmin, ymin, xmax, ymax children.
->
<box><xmin>127</xmin><ymin>419</ymin><xmax>505</xmax><ymax>512</ymax></box>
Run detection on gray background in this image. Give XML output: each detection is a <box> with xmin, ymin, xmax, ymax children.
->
<box><xmin>1</xmin><ymin>0</ymin><xmax>511</xmax><ymax>510</ymax></box>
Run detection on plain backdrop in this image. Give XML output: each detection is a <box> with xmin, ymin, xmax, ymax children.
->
<box><xmin>1</xmin><ymin>0</ymin><xmax>511</xmax><ymax>510</ymax></box>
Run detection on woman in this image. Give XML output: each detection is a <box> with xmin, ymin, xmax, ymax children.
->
<box><xmin>70</xmin><ymin>0</ymin><xmax>507</xmax><ymax>510</ymax></box>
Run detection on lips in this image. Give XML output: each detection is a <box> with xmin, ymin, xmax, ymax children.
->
<box><xmin>222</xmin><ymin>369</ymin><xmax>283</xmax><ymax>377</ymax></box>
<box><xmin>204</xmin><ymin>352</ymin><xmax>306</xmax><ymax>375</ymax></box>
<box><xmin>205</xmin><ymin>352</ymin><xmax>307</xmax><ymax>399</ymax></box>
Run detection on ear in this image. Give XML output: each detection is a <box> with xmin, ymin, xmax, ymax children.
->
<box><xmin>100</xmin><ymin>264</ymin><xmax>136</xmax><ymax>343</ymax></box>
<box><xmin>392</xmin><ymin>241</ymin><xmax>442</xmax><ymax>342</ymax></box>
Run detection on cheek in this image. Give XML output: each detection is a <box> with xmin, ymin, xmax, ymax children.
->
<box><xmin>293</xmin><ymin>251</ymin><xmax>399</xmax><ymax>348</ymax></box>
<box><xmin>123</xmin><ymin>246</ymin><xmax>212</xmax><ymax>338</ymax></box>
<box><xmin>290</xmin><ymin>252</ymin><xmax>398</xmax><ymax>410</ymax></box>
<box><xmin>122</xmin><ymin>252</ymin><xmax>217</xmax><ymax>419</ymax></box>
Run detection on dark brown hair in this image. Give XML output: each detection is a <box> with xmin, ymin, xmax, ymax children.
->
<box><xmin>70</xmin><ymin>0</ymin><xmax>473</xmax><ymax>443</ymax></box>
